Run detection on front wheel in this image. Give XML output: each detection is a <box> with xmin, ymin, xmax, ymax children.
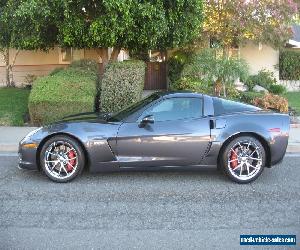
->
<box><xmin>220</xmin><ymin>136</ymin><xmax>266</xmax><ymax>184</ymax></box>
<box><xmin>40</xmin><ymin>135</ymin><xmax>85</xmax><ymax>183</ymax></box>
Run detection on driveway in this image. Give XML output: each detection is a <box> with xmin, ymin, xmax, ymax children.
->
<box><xmin>0</xmin><ymin>155</ymin><xmax>299</xmax><ymax>250</ymax></box>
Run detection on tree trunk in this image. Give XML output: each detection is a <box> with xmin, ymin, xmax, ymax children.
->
<box><xmin>110</xmin><ymin>47</ymin><xmax>121</xmax><ymax>62</ymax></box>
<box><xmin>223</xmin><ymin>82</ymin><xmax>226</xmax><ymax>97</ymax></box>
<box><xmin>222</xmin><ymin>46</ymin><xmax>230</xmax><ymax>97</ymax></box>
<box><xmin>9</xmin><ymin>49</ymin><xmax>20</xmax><ymax>87</ymax></box>
<box><xmin>2</xmin><ymin>48</ymin><xmax>20</xmax><ymax>87</ymax></box>
<box><xmin>95</xmin><ymin>47</ymin><xmax>109</xmax><ymax>76</ymax></box>
<box><xmin>214</xmin><ymin>78</ymin><xmax>222</xmax><ymax>97</ymax></box>
<box><xmin>3</xmin><ymin>49</ymin><xmax>10</xmax><ymax>87</ymax></box>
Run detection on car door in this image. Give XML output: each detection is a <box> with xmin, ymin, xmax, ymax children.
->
<box><xmin>116</xmin><ymin>96</ymin><xmax>211</xmax><ymax>168</ymax></box>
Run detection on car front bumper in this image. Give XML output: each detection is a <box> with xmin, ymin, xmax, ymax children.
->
<box><xmin>18</xmin><ymin>142</ymin><xmax>39</xmax><ymax>171</ymax></box>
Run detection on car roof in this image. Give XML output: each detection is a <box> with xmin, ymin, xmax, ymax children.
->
<box><xmin>155</xmin><ymin>91</ymin><xmax>204</xmax><ymax>98</ymax></box>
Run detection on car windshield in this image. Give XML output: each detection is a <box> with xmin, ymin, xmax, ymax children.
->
<box><xmin>108</xmin><ymin>93</ymin><xmax>161</xmax><ymax>122</ymax></box>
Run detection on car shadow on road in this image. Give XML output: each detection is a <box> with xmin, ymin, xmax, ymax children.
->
<box><xmin>17</xmin><ymin>165</ymin><xmax>231</xmax><ymax>185</ymax></box>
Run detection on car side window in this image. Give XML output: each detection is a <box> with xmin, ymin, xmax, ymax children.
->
<box><xmin>141</xmin><ymin>97</ymin><xmax>203</xmax><ymax>122</ymax></box>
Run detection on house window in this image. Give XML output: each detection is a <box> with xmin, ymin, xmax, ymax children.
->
<box><xmin>60</xmin><ymin>48</ymin><xmax>72</xmax><ymax>63</ymax></box>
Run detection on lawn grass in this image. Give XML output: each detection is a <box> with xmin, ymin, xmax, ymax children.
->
<box><xmin>0</xmin><ymin>87</ymin><xmax>31</xmax><ymax>126</ymax></box>
<box><xmin>284</xmin><ymin>92</ymin><xmax>300</xmax><ymax>115</ymax></box>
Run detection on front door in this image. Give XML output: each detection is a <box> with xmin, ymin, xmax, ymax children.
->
<box><xmin>116</xmin><ymin>97</ymin><xmax>211</xmax><ymax>168</ymax></box>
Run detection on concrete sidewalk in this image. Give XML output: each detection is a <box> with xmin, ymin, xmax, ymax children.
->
<box><xmin>0</xmin><ymin>126</ymin><xmax>38</xmax><ymax>152</ymax></box>
<box><xmin>0</xmin><ymin>125</ymin><xmax>300</xmax><ymax>153</ymax></box>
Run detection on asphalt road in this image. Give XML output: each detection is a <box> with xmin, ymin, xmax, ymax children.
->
<box><xmin>0</xmin><ymin>155</ymin><xmax>299</xmax><ymax>250</ymax></box>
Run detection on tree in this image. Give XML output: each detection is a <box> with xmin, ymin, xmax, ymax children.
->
<box><xmin>0</xmin><ymin>0</ymin><xmax>21</xmax><ymax>87</ymax></box>
<box><xmin>203</xmin><ymin>0</ymin><xmax>298</xmax><ymax>55</ymax></box>
<box><xmin>9</xmin><ymin>0</ymin><xmax>203</xmax><ymax>64</ymax></box>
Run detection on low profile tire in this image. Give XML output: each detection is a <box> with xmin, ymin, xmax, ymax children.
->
<box><xmin>220</xmin><ymin>136</ymin><xmax>266</xmax><ymax>184</ymax></box>
<box><xmin>40</xmin><ymin>135</ymin><xmax>85</xmax><ymax>183</ymax></box>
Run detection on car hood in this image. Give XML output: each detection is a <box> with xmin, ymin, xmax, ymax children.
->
<box><xmin>56</xmin><ymin>112</ymin><xmax>110</xmax><ymax>124</ymax></box>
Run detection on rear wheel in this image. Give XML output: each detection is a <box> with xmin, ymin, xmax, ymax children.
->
<box><xmin>220</xmin><ymin>136</ymin><xmax>265</xmax><ymax>184</ymax></box>
<box><xmin>40</xmin><ymin>135</ymin><xmax>85</xmax><ymax>183</ymax></box>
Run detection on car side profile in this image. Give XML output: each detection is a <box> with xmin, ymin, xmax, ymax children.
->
<box><xmin>18</xmin><ymin>92</ymin><xmax>290</xmax><ymax>183</ymax></box>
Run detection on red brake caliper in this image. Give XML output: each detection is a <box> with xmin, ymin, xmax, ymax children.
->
<box><xmin>67</xmin><ymin>150</ymin><xmax>76</xmax><ymax>172</ymax></box>
<box><xmin>230</xmin><ymin>149</ymin><xmax>238</xmax><ymax>169</ymax></box>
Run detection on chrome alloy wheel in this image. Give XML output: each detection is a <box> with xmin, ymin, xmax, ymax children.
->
<box><xmin>44</xmin><ymin>141</ymin><xmax>78</xmax><ymax>180</ymax></box>
<box><xmin>227</xmin><ymin>140</ymin><xmax>262</xmax><ymax>181</ymax></box>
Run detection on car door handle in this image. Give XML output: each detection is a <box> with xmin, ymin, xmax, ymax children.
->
<box><xmin>210</xmin><ymin>119</ymin><xmax>226</xmax><ymax>129</ymax></box>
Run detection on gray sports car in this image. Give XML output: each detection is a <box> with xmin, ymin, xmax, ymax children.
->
<box><xmin>19</xmin><ymin>92</ymin><xmax>290</xmax><ymax>183</ymax></box>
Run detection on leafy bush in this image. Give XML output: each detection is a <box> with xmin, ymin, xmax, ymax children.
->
<box><xmin>269</xmin><ymin>84</ymin><xmax>286</xmax><ymax>95</ymax></box>
<box><xmin>279</xmin><ymin>50</ymin><xmax>300</xmax><ymax>80</ymax></box>
<box><xmin>225</xmin><ymin>85</ymin><xmax>241</xmax><ymax>100</ymax></box>
<box><xmin>243</xmin><ymin>76</ymin><xmax>256</xmax><ymax>91</ymax></box>
<box><xmin>168</xmin><ymin>57</ymin><xmax>185</xmax><ymax>86</ymax></box>
<box><xmin>252</xmin><ymin>93</ymin><xmax>288</xmax><ymax>113</ymax></box>
<box><xmin>245</xmin><ymin>70</ymin><xmax>277</xmax><ymax>91</ymax></box>
<box><xmin>29</xmin><ymin>60</ymin><xmax>98</xmax><ymax>125</ymax></box>
<box><xmin>100</xmin><ymin>60</ymin><xmax>145</xmax><ymax>113</ymax></box>
<box><xmin>168</xmin><ymin>51</ymin><xmax>195</xmax><ymax>89</ymax></box>
<box><xmin>239</xmin><ymin>91</ymin><xmax>264</xmax><ymax>104</ymax></box>
<box><xmin>172</xmin><ymin>77</ymin><xmax>214</xmax><ymax>94</ymax></box>
<box><xmin>179</xmin><ymin>49</ymin><xmax>249</xmax><ymax>96</ymax></box>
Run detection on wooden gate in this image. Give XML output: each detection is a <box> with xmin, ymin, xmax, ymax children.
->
<box><xmin>144</xmin><ymin>62</ymin><xmax>167</xmax><ymax>90</ymax></box>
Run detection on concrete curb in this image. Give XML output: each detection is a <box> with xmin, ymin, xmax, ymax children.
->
<box><xmin>291</xmin><ymin>123</ymin><xmax>300</xmax><ymax>128</ymax></box>
<box><xmin>0</xmin><ymin>144</ymin><xmax>18</xmax><ymax>153</ymax></box>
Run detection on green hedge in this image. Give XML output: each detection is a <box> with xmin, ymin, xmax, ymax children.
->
<box><xmin>279</xmin><ymin>50</ymin><xmax>300</xmax><ymax>80</ymax></box>
<box><xmin>29</xmin><ymin>60</ymin><xmax>98</xmax><ymax>125</ymax></box>
<box><xmin>100</xmin><ymin>60</ymin><xmax>145</xmax><ymax>113</ymax></box>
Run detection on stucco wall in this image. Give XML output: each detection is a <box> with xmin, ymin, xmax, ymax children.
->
<box><xmin>0</xmin><ymin>47</ymin><xmax>129</xmax><ymax>86</ymax></box>
<box><xmin>0</xmin><ymin>48</ymin><xmax>60</xmax><ymax>66</ymax></box>
<box><xmin>240</xmin><ymin>42</ymin><xmax>279</xmax><ymax>80</ymax></box>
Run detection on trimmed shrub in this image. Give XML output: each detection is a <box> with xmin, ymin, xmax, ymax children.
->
<box><xmin>69</xmin><ymin>59</ymin><xmax>99</xmax><ymax>72</ymax></box>
<box><xmin>49</xmin><ymin>67</ymin><xmax>64</xmax><ymax>76</ymax></box>
<box><xmin>29</xmin><ymin>60</ymin><xmax>98</xmax><ymax>125</ymax></box>
<box><xmin>252</xmin><ymin>93</ymin><xmax>288</xmax><ymax>113</ymax></box>
<box><xmin>100</xmin><ymin>60</ymin><xmax>145</xmax><ymax>113</ymax></box>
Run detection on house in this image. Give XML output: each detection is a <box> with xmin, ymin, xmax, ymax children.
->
<box><xmin>239</xmin><ymin>42</ymin><xmax>279</xmax><ymax>80</ymax></box>
<box><xmin>0</xmin><ymin>47</ymin><xmax>129</xmax><ymax>87</ymax></box>
<box><xmin>222</xmin><ymin>25</ymin><xmax>300</xmax><ymax>91</ymax></box>
<box><xmin>0</xmin><ymin>47</ymin><xmax>168</xmax><ymax>90</ymax></box>
<box><xmin>1</xmin><ymin>25</ymin><xmax>300</xmax><ymax>91</ymax></box>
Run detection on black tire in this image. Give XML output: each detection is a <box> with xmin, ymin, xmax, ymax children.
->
<box><xmin>220</xmin><ymin>136</ymin><xmax>266</xmax><ymax>184</ymax></box>
<box><xmin>40</xmin><ymin>135</ymin><xmax>85</xmax><ymax>183</ymax></box>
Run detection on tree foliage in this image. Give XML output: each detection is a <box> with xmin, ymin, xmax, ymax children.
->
<box><xmin>2</xmin><ymin>0</ymin><xmax>203</xmax><ymax>61</ymax></box>
<box><xmin>203</xmin><ymin>0</ymin><xmax>298</xmax><ymax>49</ymax></box>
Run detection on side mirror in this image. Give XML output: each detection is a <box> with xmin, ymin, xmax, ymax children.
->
<box><xmin>139</xmin><ymin>115</ymin><xmax>154</xmax><ymax>127</ymax></box>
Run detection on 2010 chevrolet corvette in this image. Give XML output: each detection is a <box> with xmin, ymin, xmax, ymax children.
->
<box><xmin>19</xmin><ymin>92</ymin><xmax>290</xmax><ymax>183</ymax></box>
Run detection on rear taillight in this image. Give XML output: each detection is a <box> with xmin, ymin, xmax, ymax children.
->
<box><xmin>268</xmin><ymin>128</ymin><xmax>281</xmax><ymax>133</ymax></box>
